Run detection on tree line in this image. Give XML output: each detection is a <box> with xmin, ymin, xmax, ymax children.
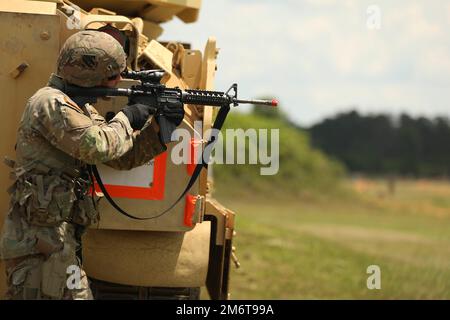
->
<box><xmin>308</xmin><ymin>111</ymin><xmax>450</xmax><ymax>177</ymax></box>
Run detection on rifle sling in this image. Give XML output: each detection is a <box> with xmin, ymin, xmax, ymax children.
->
<box><xmin>91</xmin><ymin>105</ymin><xmax>231</xmax><ymax>220</ymax></box>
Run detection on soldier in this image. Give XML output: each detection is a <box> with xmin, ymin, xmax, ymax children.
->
<box><xmin>0</xmin><ymin>30</ymin><xmax>184</xmax><ymax>299</ymax></box>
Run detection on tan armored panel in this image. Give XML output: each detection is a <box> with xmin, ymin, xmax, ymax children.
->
<box><xmin>141</xmin><ymin>19</ymin><xmax>164</xmax><ymax>40</ymax></box>
<box><xmin>69</xmin><ymin>0</ymin><xmax>201</xmax><ymax>23</ymax></box>
<box><xmin>83</xmin><ymin>221</ymin><xmax>211</xmax><ymax>287</ymax></box>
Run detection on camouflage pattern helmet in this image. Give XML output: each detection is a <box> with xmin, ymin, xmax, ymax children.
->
<box><xmin>57</xmin><ymin>30</ymin><xmax>127</xmax><ymax>87</ymax></box>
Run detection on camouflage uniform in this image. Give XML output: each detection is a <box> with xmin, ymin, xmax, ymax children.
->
<box><xmin>0</xmin><ymin>31</ymin><xmax>166</xmax><ymax>299</ymax></box>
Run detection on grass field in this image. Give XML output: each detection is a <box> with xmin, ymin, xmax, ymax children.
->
<box><xmin>214</xmin><ymin>178</ymin><xmax>450</xmax><ymax>299</ymax></box>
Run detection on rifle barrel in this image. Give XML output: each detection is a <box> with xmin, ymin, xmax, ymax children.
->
<box><xmin>234</xmin><ymin>98</ymin><xmax>278</xmax><ymax>107</ymax></box>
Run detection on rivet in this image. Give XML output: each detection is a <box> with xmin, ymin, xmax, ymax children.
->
<box><xmin>40</xmin><ymin>31</ymin><xmax>51</xmax><ymax>40</ymax></box>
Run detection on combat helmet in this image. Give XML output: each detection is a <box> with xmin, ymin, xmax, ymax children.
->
<box><xmin>56</xmin><ymin>30</ymin><xmax>127</xmax><ymax>87</ymax></box>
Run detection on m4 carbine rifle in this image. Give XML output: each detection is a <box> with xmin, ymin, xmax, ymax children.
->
<box><xmin>66</xmin><ymin>69</ymin><xmax>278</xmax><ymax>144</ymax></box>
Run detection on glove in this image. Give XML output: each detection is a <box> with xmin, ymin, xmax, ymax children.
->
<box><xmin>121</xmin><ymin>103</ymin><xmax>157</xmax><ymax>130</ymax></box>
<box><xmin>159</xmin><ymin>100</ymin><xmax>185</xmax><ymax>127</ymax></box>
<box><xmin>155</xmin><ymin>100</ymin><xmax>185</xmax><ymax>144</ymax></box>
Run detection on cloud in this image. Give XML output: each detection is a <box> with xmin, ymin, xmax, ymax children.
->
<box><xmin>162</xmin><ymin>0</ymin><xmax>450</xmax><ymax>126</ymax></box>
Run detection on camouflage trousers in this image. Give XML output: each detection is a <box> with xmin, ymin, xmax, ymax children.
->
<box><xmin>3</xmin><ymin>255</ymin><xmax>92</xmax><ymax>300</ymax></box>
<box><xmin>0</xmin><ymin>210</ymin><xmax>93</xmax><ymax>300</ymax></box>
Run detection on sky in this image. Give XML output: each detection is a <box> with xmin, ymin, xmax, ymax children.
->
<box><xmin>161</xmin><ymin>0</ymin><xmax>450</xmax><ymax>126</ymax></box>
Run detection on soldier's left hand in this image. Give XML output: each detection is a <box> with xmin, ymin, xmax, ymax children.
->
<box><xmin>121</xmin><ymin>103</ymin><xmax>157</xmax><ymax>130</ymax></box>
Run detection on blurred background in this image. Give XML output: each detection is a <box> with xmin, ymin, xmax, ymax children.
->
<box><xmin>163</xmin><ymin>0</ymin><xmax>450</xmax><ymax>299</ymax></box>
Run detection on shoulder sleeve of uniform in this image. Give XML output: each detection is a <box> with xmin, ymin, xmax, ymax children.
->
<box><xmin>32</xmin><ymin>89</ymin><xmax>135</xmax><ymax>164</ymax></box>
<box><xmin>55</xmin><ymin>96</ymin><xmax>94</xmax><ymax>131</ymax></box>
<box><xmin>104</xmin><ymin>115</ymin><xmax>166</xmax><ymax>170</ymax></box>
<box><xmin>29</xmin><ymin>89</ymin><xmax>86</xmax><ymax>137</ymax></box>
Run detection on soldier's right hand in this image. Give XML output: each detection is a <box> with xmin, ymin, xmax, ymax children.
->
<box><xmin>121</xmin><ymin>103</ymin><xmax>157</xmax><ymax>130</ymax></box>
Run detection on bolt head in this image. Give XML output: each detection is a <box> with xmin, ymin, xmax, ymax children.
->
<box><xmin>40</xmin><ymin>31</ymin><xmax>51</xmax><ymax>40</ymax></box>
